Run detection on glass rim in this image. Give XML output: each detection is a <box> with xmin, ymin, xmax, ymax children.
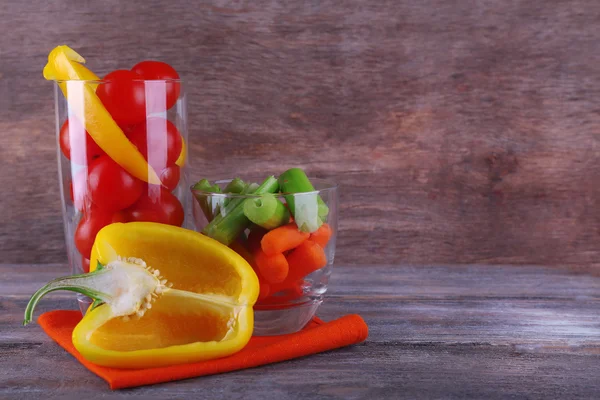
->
<box><xmin>53</xmin><ymin>78</ymin><xmax>184</xmax><ymax>84</ymax></box>
<box><xmin>190</xmin><ymin>177</ymin><xmax>338</xmax><ymax>199</ymax></box>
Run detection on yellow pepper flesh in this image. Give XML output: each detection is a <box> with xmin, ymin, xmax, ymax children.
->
<box><xmin>74</xmin><ymin>289</ymin><xmax>255</xmax><ymax>368</ymax></box>
<box><xmin>175</xmin><ymin>137</ymin><xmax>187</xmax><ymax>167</ymax></box>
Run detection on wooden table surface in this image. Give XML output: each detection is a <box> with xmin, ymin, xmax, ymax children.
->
<box><xmin>1</xmin><ymin>263</ymin><xmax>600</xmax><ymax>399</ymax></box>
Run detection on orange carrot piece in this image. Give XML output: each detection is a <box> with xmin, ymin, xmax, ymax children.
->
<box><xmin>261</xmin><ymin>222</ymin><xmax>309</xmax><ymax>256</ymax></box>
<box><xmin>229</xmin><ymin>240</ymin><xmax>270</xmax><ymax>299</ymax></box>
<box><xmin>268</xmin><ymin>279</ymin><xmax>305</xmax><ymax>298</ymax></box>
<box><xmin>229</xmin><ymin>241</ymin><xmax>254</xmax><ymax>265</ymax></box>
<box><xmin>286</xmin><ymin>240</ymin><xmax>327</xmax><ymax>280</ymax></box>
<box><xmin>251</xmin><ymin>263</ymin><xmax>271</xmax><ymax>300</ymax></box>
<box><xmin>257</xmin><ymin>238</ymin><xmax>327</xmax><ymax>301</ymax></box>
<box><xmin>258</xmin><ymin>281</ymin><xmax>270</xmax><ymax>300</ymax></box>
<box><xmin>255</xmin><ymin>248</ymin><xmax>289</xmax><ymax>284</ymax></box>
<box><xmin>308</xmin><ymin>223</ymin><xmax>332</xmax><ymax>248</ymax></box>
<box><xmin>257</xmin><ymin>281</ymin><xmax>305</xmax><ymax>306</ymax></box>
<box><xmin>266</xmin><ymin>242</ymin><xmax>327</xmax><ymax>296</ymax></box>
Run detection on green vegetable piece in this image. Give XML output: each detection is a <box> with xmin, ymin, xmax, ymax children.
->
<box><xmin>278</xmin><ymin>168</ymin><xmax>327</xmax><ymax>233</ymax></box>
<box><xmin>203</xmin><ymin>177</ymin><xmax>279</xmax><ymax>245</ymax></box>
<box><xmin>191</xmin><ymin>179</ymin><xmax>223</xmax><ymax>221</ymax></box>
<box><xmin>191</xmin><ymin>179</ymin><xmax>214</xmax><ymax>220</ymax></box>
<box><xmin>224</xmin><ymin>178</ymin><xmax>246</xmax><ymax>194</ymax></box>
<box><xmin>208</xmin><ymin>182</ymin><xmax>258</xmax><ymax>226</ymax></box>
<box><xmin>317</xmin><ymin>198</ymin><xmax>329</xmax><ymax>220</ymax></box>
<box><xmin>243</xmin><ymin>194</ymin><xmax>290</xmax><ymax>230</ymax></box>
<box><xmin>191</xmin><ymin>179</ymin><xmax>211</xmax><ymax>192</ymax></box>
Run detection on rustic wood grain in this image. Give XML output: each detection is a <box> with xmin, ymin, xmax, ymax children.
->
<box><xmin>1</xmin><ymin>264</ymin><xmax>600</xmax><ymax>399</ymax></box>
<box><xmin>1</xmin><ymin>1</ymin><xmax>600</xmax><ymax>266</ymax></box>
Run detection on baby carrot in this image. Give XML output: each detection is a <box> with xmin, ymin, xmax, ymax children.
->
<box><xmin>286</xmin><ymin>240</ymin><xmax>327</xmax><ymax>280</ymax></box>
<box><xmin>264</xmin><ymin>241</ymin><xmax>327</xmax><ymax>296</ymax></box>
<box><xmin>255</xmin><ymin>248</ymin><xmax>289</xmax><ymax>284</ymax></box>
<box><xmin>261</xmin><ymin>222</ymin><xmax>309</xmax><ymax>256</ymax></box>
<box><xmin>251</xmin><ymin>262</ymin><xmax>271</xmax><ymax>300</ymax></box>
<box><xmin>251</xmin><ymin>266</ymin><xmax>271</xmax><ymax>301</ymax></box>
<box><xmin>258</xmin><ymin>281</ymin><xmax>270</xmax><ymax>300</ymax></box>
<box><xmin>308</xmin><ymin>223</ymin><xmax>332</xmax><ymax>248</ymax></box>
<box><xmin>229</xmin><ymin>240</ymin><xmax>254</xmax><ymax>265</ymax></box>
<box><xmin>268</xmin><ymin>279</ymin><xmax>305</xmax><ymax>299</ymax></box>
<box><xmin>258</xmin><ymin>280</ymin><xmax>305</xmax><ymax>306</ymax></box>
<box><xmin>251</xmin><ymin>265</ymin><xmax>271</xmax><ymax>301</ymax></box>
<box><xmin>229</xmin><ymin>240</ymin><xmax>270</xmax><ymax>299</ymax></box>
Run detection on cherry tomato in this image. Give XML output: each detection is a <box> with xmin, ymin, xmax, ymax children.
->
<box><xmin>124</xmin><ymin>207</ymin><xmax>164</xmax><ymax>224</ymax></box>
<box><xmin>127</xmin><ymin>118</ymin><xmax>183</xmax><ymax>170</ymax></box>
<box><xmin>125</xmin><ymin>186</ymin><xmax>184</xmax><ymax>226</ymax></box>
<box><xmin>81</xmin><ymin>257</ymin><xmax>91</xmax><ymax>274</ymax></box>
<box><xmin>159</xmin><ymin>164</ymin><xmax>181</xmax><ymax>191</ymax></box>
<box><xmin>59</xmin><ymin>119</ymin><xmax>105</xmax><ymax>165</ymax></box>
<box><xmin>131</xmin><ymin>60</ymin><xmax>180</xmax><ymax>110</ymax></box>
<box><xmin>87</xmin><ymin>156</ymin><xmax>143</xmax><ymax>211</ymax></box>
<box><xmin>118</xmin><ymin>123</ymin><xmax>135</xmax><ymax>136</ymax></box>
<box><xmin>70</xmin><ymin>168</ymin><xmax>92</xmax><ymax>211</ymax></box>
<box><xmin>96</xmin><ymin>70</ymin><xmax>146</xmax><ymax>126</ymax></box>
<box><xmin>75</xmin><ymin>210</ymin><xmax>127</xmax><ymax>258</ymax></box>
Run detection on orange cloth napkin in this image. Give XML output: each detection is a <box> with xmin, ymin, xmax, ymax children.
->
<box><xmin>38</xmin><ymin>310</ymin><xmax>368</xmax><ymax>390</ymax></box>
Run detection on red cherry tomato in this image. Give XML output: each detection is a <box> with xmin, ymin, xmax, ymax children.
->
<box><xmin>59</xmin><ymin>119</ymin><xmax>105</xmax><ymax>165</ymax></box>
<box><xmin>153</xmin><ymin>188</ymin><xmax>184</xmax><ymax>226</ymax></box>
<box><xmin>127</xmin><ymin>118</ymin><xmax>182</xmax><ymax>170</ymax></box>
<box><xmin>70</xmin><ymin>168</ymin><xmax>92</xmax><ymax>211</ymax></box>
<box><xmin>118</xmin><ymin>123</ymin><xmax>135</xmax><ymax>136</ymax></box>
<box><xmin>75</xmin><ymin>210</ymin><xmax>127</xmax><ymax>258</ymax></box>
<box><xmin>87</xmin><ymin>156</ymin><xmax>143</xmax><ymax>211</ymax></box>
<box><xmin>125</xmin><ymin>207</ymin><xmax>165</xmax><ymax>224</ymax></box>
<box><xmin>131</xmin><ymin>61</ymin><xmax>180</xmax><ymax>110</ymax></box>
<box><xmin>96</xmin><ymin>70</ymin><xmax>146</xmax><ymax>126</ymax></box>
<box><xmin>159</xmin><ymin>164</ymin><xmax>181</xmax><ymax>191</ymax></box>
<box><xmin>81</xmin><ymin>257</ymin><xmax>91</xmax><ymax>273</ymax></box>
<box><xmin>125</xmin><ymin>186</ymin><xmax>184</xmax><ymax>226</ymax></box>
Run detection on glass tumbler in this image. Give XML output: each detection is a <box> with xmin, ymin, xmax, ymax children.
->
<box><xmin>191</xmin><ymin>178</ymin><xmax>338</xmax><ymax>335</ymax></box>
<box><xmin>52</xmin><ymin>79</ymin><xmax>192</xmax><ymax>313</ymax></box>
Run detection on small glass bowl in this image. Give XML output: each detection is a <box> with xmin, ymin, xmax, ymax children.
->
<box><xmin>191</xmin><ymin>178</ymin><xmax>338</xmax><ymax>335</ymax></box>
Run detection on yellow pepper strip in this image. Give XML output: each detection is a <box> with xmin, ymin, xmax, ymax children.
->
<box><xmin>43</xmin><ymin>51</ymin><xmax>100</xmax><ymax>92</ymax></box>
<box><xmin>24</xmin><ymin>222</ymin><xmax>259</xmax><ymax>369</ymax></box>
<box><xmin>175</xmin><ymin>136</ymin><xmax>186</xmax><ymax>167</ymax></box>
<box><xmin>43</xmin><ymin>46</ymin><xmax>160</xmax><ymax>184</ymax></box>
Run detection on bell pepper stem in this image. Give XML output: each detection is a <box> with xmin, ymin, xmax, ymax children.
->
<box><xmin>23</xmin><ymin>268</ymin><xmax>113</xmax><ymax>326</ymax></box>
<box><xmin>23</xmin><ymin>259</ymin><xmax>164</xmax><ymax>326</ymax></box>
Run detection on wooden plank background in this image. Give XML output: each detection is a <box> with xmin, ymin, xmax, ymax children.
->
<box><xmin>1</xmin><ymin>0</ymin><xmax>599</xmax><ymax>266</ymax></box>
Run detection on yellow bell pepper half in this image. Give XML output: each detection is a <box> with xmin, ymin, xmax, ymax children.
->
<box><xmin>43</xmin><ymin>45</ymin><xmax>160</xmax><ymax>184</ymax></box>
<box><xmin>24</xmin><ymin>222</ymin><xmax>260</xmax><ymax>369</ymax></box>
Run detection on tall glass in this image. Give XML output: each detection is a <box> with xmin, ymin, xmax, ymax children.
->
<box><xmin>53</xmin><ymin>79</ymin><xmax>192</xmax><ymax>312</ymax></box>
